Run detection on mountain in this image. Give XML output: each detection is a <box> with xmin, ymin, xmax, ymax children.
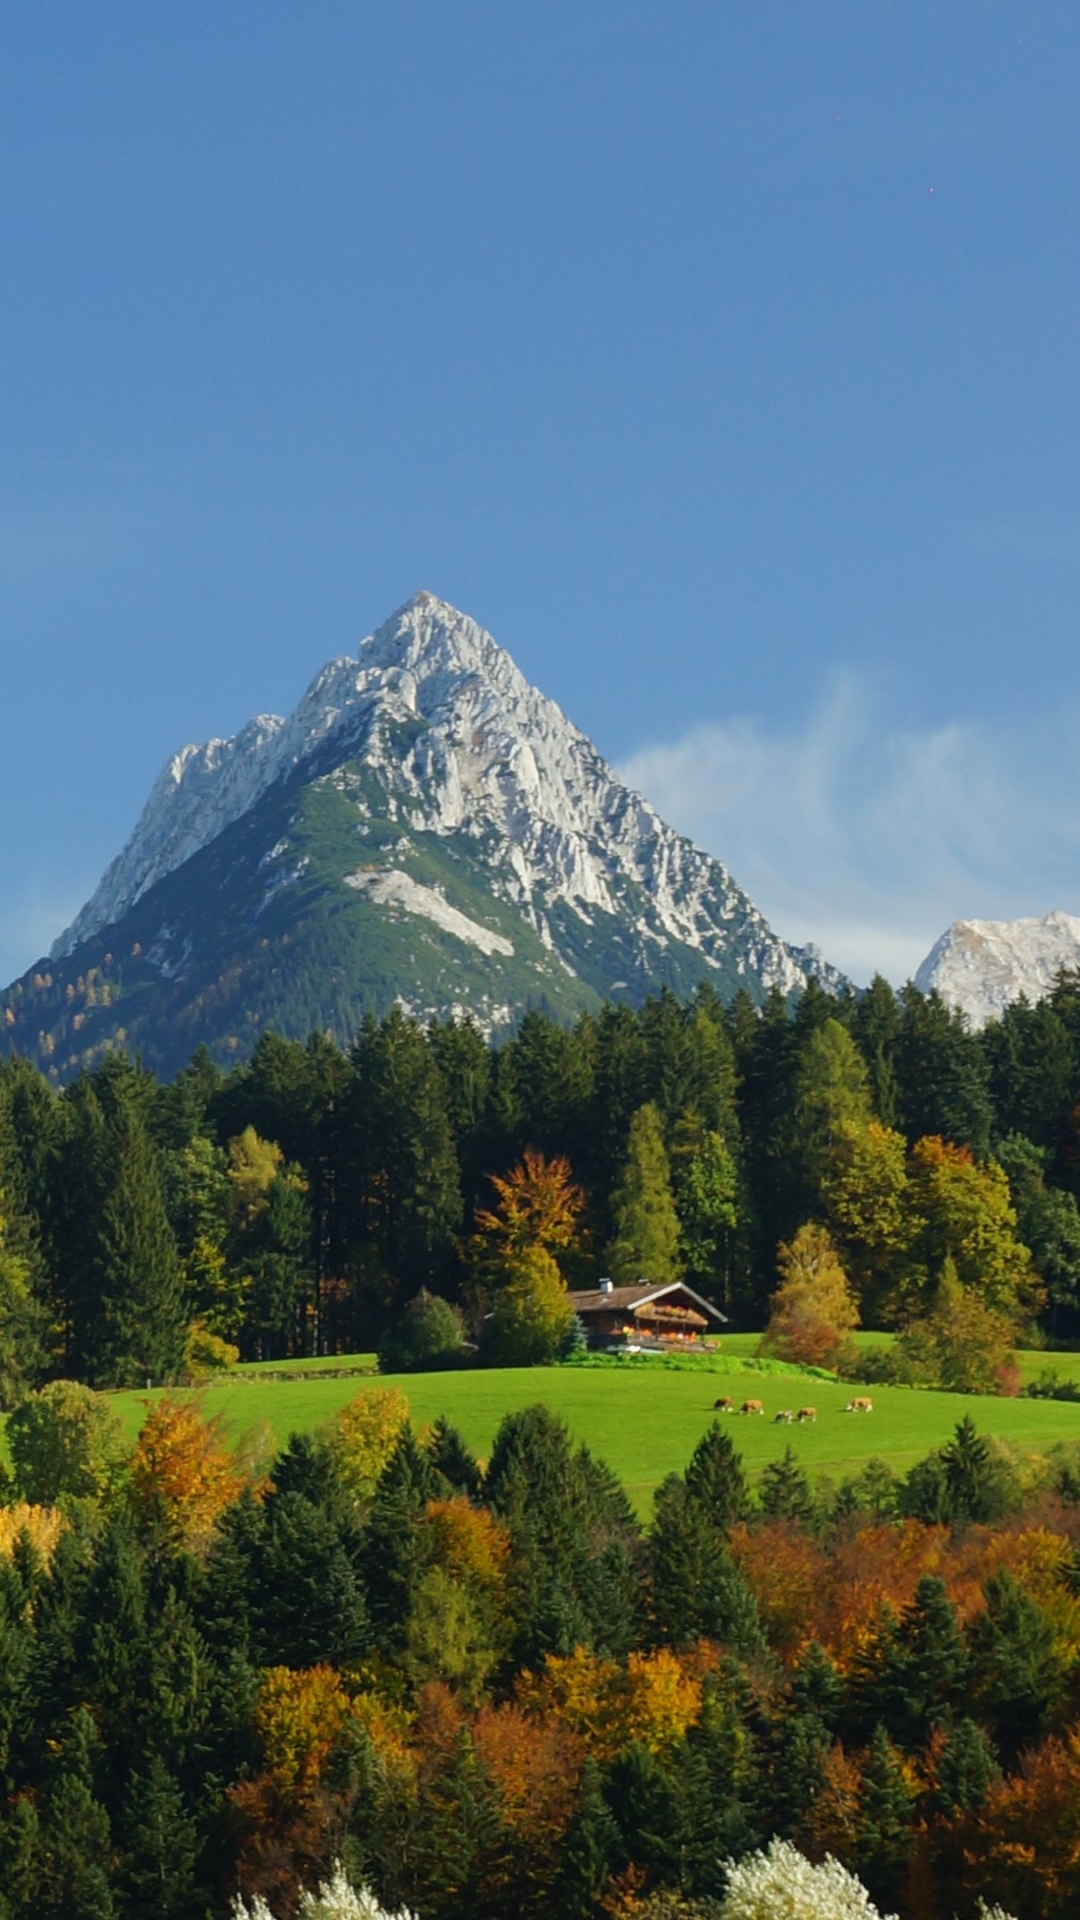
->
<box><xmin>2</xmin><ymin>592</ymin><xmax>844</xmax><ymax>1080</ymax></box>
<box><xmin>915</xmin><ymin>909</ymin><xmax>1080</xmax><ymax>1028</ymax></box>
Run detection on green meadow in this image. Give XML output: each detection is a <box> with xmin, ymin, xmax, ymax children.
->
<box><xmin>72</xmin><ymin>1343</ymin><xmax>1080</xmax><ymax>1518</ymax></box>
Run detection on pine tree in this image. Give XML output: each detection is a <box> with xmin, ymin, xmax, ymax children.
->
<box><xmin>967</xmin><ymin>1567</ymin><xmax>1065</xmax><ymax>1764</ymax></box>
<box><xmin>88</xmin><ymin>1103</ymin><xmax>187</xmax><ymax>1387</ymax></box>
<box><xmin>854</xmin><ymin>1724</ymin><xmax>914</xmax><ymax>1912</ymax></box>
<box><xmin>683</xmin><ymin>1423</ymin><xmax>750</xmax><ymax>1530</ymax></box>
<box><xmin>347</xmin><ymin>1009</ymin><xmax>462</xmax><ymax>1302</ymax></box>
<box><xmin>758</xmin><ymin>1447</ymin><xmax>815</xmax><ymax>1525</ymax></box>
<box><xmin>553</xmin><ymin>1757</ymin><xmax>622</xmax><ymax>1920</ymax></box>
<box><xmin>118</xmin><ymin>1752</ymin><xmax>200</xmax><ymax>1918</ymax></box>
<box><xmin>37</xmin><ymin>1706</ymin><xmax>117</xmax><ymax>1920</ymax></box>
<box><xmin>647</xmin><ymin>1477</ymin><xmax>764</xmax><ymax>1654</ymax></box>
<box><xmin>606</xmin><ymin>1103</ymin><xmax>682</xmax><ymax>1286</ymax></box>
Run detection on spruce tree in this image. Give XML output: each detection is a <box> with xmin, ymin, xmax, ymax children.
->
<box><xmin>362</xmin><ymin>1427</ymin><xmax>437</xmax><ymax>1649</ymax></box>
<box><xmin>118</xmin><ymin>1752</ymin><xmax>200</xmax><ymax>1919</ymax></box>
<box><xmin>427</xmin><ymin>1417</ymin><xmax>482</xmax><ymax>1498</ymax></box>
<box><xmin>553</xmin><ymin>1758</ymin><xmax>622</xmax><ymax>1920</ymax></box>
<box><xmin>647</xmin><ymin>1477</ymin><xmax>763</xmax><ymax>1654</ymax></box>
<box><xmin>967</xmin><ymin>1567</ymin><xmax>1065</xmax><ymax>1764</ymax></box>
<box><xmin>683</xmin><ymin>1423</ymin><xmax>750</xmax><ymax>1530</ymax></box>
<box><xmin>758</xmin><ymin>1447</ymin><xmax>815</xmax><ymax>1525</ymax></box>
<box><xmin>606</xmin><ymin>1103</ymin><xmax>682</xmax><ymax>1286</ymax></box>
<box><xmin>933</xmin><ymin>1716</ymin><xmax>998</xmax><ymax>1818</ymax></box>
<box><xmin>854</xmin><ymin>1724</ymin><xmax>914</xmax><ymax>1912</ymax></box>
<box><xmin>37</xmin><ymin>1706</ymin><xmax>117</xmax><ymax>1920</ymax></box>
<box><xmin>89</xmin><ymin>1105</ymin><xmax>186</xmax><ymax>1387</ymax></box>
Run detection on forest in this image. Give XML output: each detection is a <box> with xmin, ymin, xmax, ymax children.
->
<box><xmin>2</xmin><ymin>972</ymin><xmax>1080</xmax><ymax>1392</ymax></box>
<box><xmin>1</xmin><ymin>1380</ymin><xmax>1080</xmax><ymax>1917</ymax></box>
<box><xmin>3</xmin><ymin>976</ymin><xmax>1080</xmax><ymax>1916</ymax></box>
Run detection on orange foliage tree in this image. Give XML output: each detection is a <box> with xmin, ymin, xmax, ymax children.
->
<box><xmin>471</xmin><ymin>1148</ymin><xmax>585</xmax><ymax>1270</ymax></box>
<box><xmin>127</xmin><ymin>1396</ymin><xmax>247</xmax><ymax>1553</ymax></box>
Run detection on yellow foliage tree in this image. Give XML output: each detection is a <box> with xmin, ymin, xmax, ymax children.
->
<box><xmin>821</xmin><ymin>1119</ymin><xmax>916</xmax><ymax>1312</ymax></box>
<box><xmin>0</xmin><ymin>1501</ymin><xmax>65</xmax><ymax>1563</ymax></box>
<box><xmin>227</xmin><ymin>1127</ymin><xmax>284</xmax><ymax>1226</ymax></box>
<box><xmin>334</xmin><ymin>1386</ymin><xmax>411</xmax><ymax>1503</ymax></box>
<box><xmin>128</xmin><ymin>1396</ymin><xmax>247</xmax><ymax>1553</ymax></box>
<box><xmin>483</xmin><ymin>1245</ymin><xmax>574</xmax><ymax>1365</ymax></box>
<box><xmin>255</xmin><ymin>1664</ymin><xmax>351</xmax><ymax>1797</ymax></box>
<box><xmin>760</xmin><ymin>1223</ymin><xmax>860</xmax><ymax>1370</ymax></box>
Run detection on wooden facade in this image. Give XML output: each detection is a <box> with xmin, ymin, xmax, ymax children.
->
<box><xmin>566</xmin><ymin>1280</ymin><xmax>727</xmax><ymax>1350</ymax></box>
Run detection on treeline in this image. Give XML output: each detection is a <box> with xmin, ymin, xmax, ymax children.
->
<box><xmin>3</xmin><ymin>974</ymin><xmax>1080</xmax><ymax>1390</ymax></box>
<box><xmin>1</xmin><ymin>1383</ymin><xmax>1079</xmax><ymax>1918</ymax></box>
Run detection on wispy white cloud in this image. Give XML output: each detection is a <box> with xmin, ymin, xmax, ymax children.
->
<box><xmin>620</xmin><ymin>676</ymin><xmax>1080</xmax><ymax>986</ymax></box>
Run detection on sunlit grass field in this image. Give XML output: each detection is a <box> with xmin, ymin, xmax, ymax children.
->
<box><xmin>81</xmin><ymin>1339</ymin><xmax>1080</xmax><ymax>1518</ymax></box>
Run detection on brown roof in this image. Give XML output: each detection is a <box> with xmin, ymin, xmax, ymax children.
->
<box><xmin>566</xmin><ymin>1281</ymin><xmax>727</xmax><ymax>1323</ymax></box>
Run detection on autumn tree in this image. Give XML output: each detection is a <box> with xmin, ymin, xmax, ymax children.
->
<box><xmin>127</xmin><ymin>1396</ymin><xmax>246</xmax><ymax>1553</ymax></box>
<box><xmin>481</xmin><ymin>1246</ymin><xmax>574</xmax><ymax>1366</ymax></box>
<box><xmin>820</xmin><ymin>1120</ymin><xmax>914</xmax><ymax>1318</ymax></box>
<box><xmin>471</xmin><ymin>1147</ymin><xmax>585</xmax><ymax>1273</ymax></box>
<box><xmin>761</xmin><ymin>1224</ymin><xmax>860</xmax><ymax>1370</ymax></box>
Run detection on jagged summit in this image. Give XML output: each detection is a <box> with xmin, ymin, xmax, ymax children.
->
<box><xmin>915</xmin><ymin>909</ymin><xmax>1080</xmax><ymax>1028</ymax></box>
<box><xmin>10</xmin><ymin>592</ymin><xmax>846</xmax><ymax>1080</ymax></box>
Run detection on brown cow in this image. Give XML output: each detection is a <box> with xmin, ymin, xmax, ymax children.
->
<box><xmin>774</xmin><ymin>1409</ymin><xmax>794</xmax><ymax>1424</ymax></box>
<box><xmin>712</xmin><ymin>1396</ymin><xmax>736</xmax><ymax>1413</ymax></box>
<box><xmin>796</xmin><ymin>1406</ymin><xmax>817</xmax><ymax>1422</ymax></box>
<box><xmin>739</xmin><ymin>1398</ymin><xmax>765</xmax><ymax>1415</ymax></box>
<box><xmin>844</xmin><ymin>1396</ymin><xmax>873</xmax><ymax>1413</ymax></box>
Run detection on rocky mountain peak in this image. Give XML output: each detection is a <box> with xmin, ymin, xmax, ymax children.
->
<box><xmin>915</xmin><ymin>909</ymin><xmax>1080</xmax><ymax>1027</ymax></box>
<box><xmin>24</xmin><ymin>592</ymin><xmax>848</xmax><ymax>1078</ymax></box>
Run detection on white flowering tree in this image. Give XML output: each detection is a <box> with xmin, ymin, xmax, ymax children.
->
<box><xmin>719</xmin><ymin>1839</ymin><xmax>895</xmax><ymax>1920</ymax></box>
<box><xmin>232</xmin><ymin>1865</ymin><xmax>417</xmax><ymax>1920</ymax></box>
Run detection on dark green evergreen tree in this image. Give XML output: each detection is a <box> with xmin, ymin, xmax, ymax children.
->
<box><xmin>118</xmin><ymin>1752</ymin><xmax>200</xmax><ymax>1919</ymax></box>
<box><xmin>88</xmin><ymin>1104</ymin><xmax>186</xmax><ymax>1387</ymax></box>
<box><xmin>854</xmin><ymin>1724</ymin><xmax>913</xmax><ymax>1913</ymax></box>
<box><xmin>647</xmin><ymin>1478</ymin><xmax>763</xmax><ymax>1654</ymax></box>
<box><xmin>967</xmin><ymin>1567</ymin><xmax>1065</xmax><ymax>1764</ymax></box>
<box><xmin>758</xmin><ymin>1447</ymin><xmax>814</xmax><ymax>1525</ymax></box>
<box><xmin>553</xmin><ymin>1757</ymin><xmax>623</xmax><ymax>1920</ymax></box>
<box><xmin>683</xmin><ymin>1423</ymin><xmax>750</xmax><ymax>1531</ymax></box>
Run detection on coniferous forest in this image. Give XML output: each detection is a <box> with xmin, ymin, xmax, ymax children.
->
<box><xmin>4</xmin><ymin>977</ymin><xmax>1080</xmax><ymax>1914</ymax></box>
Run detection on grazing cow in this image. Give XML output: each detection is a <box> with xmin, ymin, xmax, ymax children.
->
<box><xmin>844</xmin><ymin>1396</ymin><xmax>874</xmax><ymax>1413</ymax></box>
<box><xmin>712</xmin><ymin>1396</ymin><xmax>736</xmax><ymax>1413</ymax></box>
<box><xmin>774</xmin><ymin>1409</ymin><xmax>794</xmax><ymax>1424</ymax></box>
<box><xmin>739</xmin><ymin>1398</ymin><xmax>765</xmax><ymax>1416</ymax></box>
<box><xmin>796</xmin><ymin>1406</ymin><xmax>817</xmax><ymax>1423</ymax></box>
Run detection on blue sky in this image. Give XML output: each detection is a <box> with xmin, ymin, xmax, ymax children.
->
<box><xmin>3</xmin><ymin>3</ymin><xmax>1079</xmax><ymax>986</ymax></box>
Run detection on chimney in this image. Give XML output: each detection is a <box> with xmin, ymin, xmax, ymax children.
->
<box><xmin>599</xmin><ymin>1278</ymin><xmax>614</xmax><ymax>1295</ymax></box>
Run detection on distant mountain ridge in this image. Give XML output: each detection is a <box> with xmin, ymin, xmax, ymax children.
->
<box><xmin>5</xmin><ymin>592</ymin><xmax>845</xmax><ymax>1079</ymax></box>
<box><xmin>915</xmin><ymin>909</ymin><xmax>1080</xmax><ymax>1027</ymax></box>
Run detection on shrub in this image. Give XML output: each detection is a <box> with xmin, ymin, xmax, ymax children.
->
<box><xmin>7</xmin><ymin>1379</ymin><xmax>125</xmax><ymax>1505</ymax></box>
<box><xmin>719</xmin><ymin>1837</ymin><xmax>895</xmax><ymax>1919</ymax></box>
<box><xmin>377</xmin><ymin>1289</ymin><xmax>467</xmax><ymax>1373</ymax></box>
<box><xmin>233</xmin><ymin>1865</ymin><xmax>417</xmax><ymax>1919</ymax></box>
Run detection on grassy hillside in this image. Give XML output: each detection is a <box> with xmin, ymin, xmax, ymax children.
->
<box><xmin>69</xmin><ymin>1353</ymin><xmax>1080</xmax><ymax>1518</ymax></box>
